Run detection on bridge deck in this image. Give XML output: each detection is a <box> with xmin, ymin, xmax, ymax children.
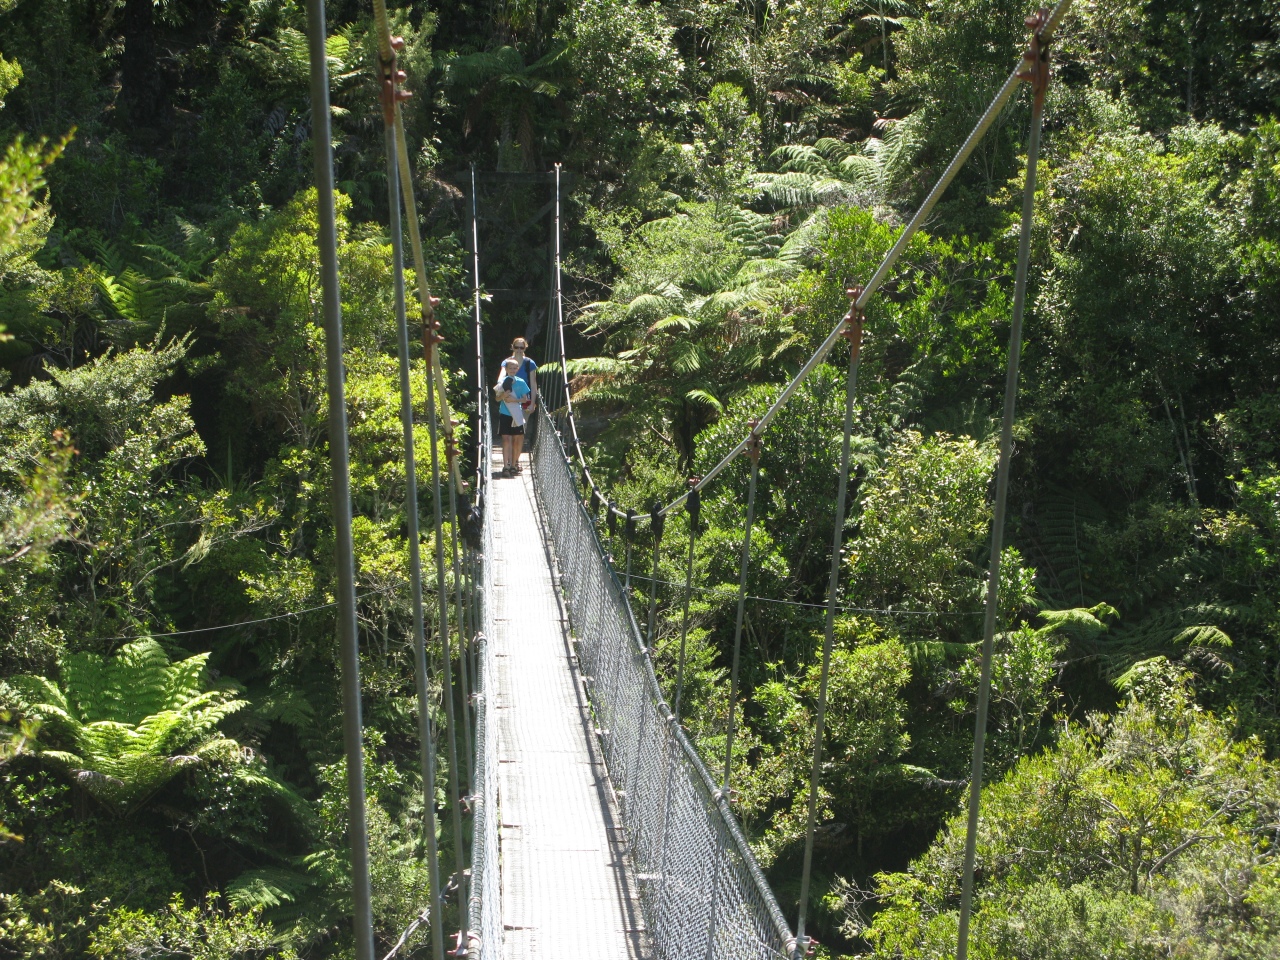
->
<box><xmin>490</xmin><ymin>450</ymin><xmax>650</xmax><ymax>960</ymax></box>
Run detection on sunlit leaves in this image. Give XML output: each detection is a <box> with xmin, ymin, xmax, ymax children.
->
<box><xmin>6</xmin><ymin>640</ymin><xmax>248</xmax><ymax>816</ymax></box>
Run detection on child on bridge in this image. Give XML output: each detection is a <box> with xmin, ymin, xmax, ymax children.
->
<box><xmin>495</xmin><ymin>358</ymin><xmax>530</xmax><ymax>477</ymax></box>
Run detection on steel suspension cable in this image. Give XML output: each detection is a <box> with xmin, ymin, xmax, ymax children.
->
<box><xmin>306</xmin><ymin>2</ymin><xmax>374</xmax><ymax>956</ymax></box>
<box><xmin>368</xmin><ymin>4</ymin><xmax>461</xmax><ymax>494</ymax></box>
<box><xmin>552</xmin><ymin>165</ymin><xmax>572</xmax><ymax>429</ymax></box>
<box><xmin>956</xmin><ymin>10</ymin><xmax>1055</xmax><ymax>960</ymax></box>
<box><xmin>722</xmin><ymin>430</ymin><xmax>762</xmax><ymax>796</ymax></box>
<box><xmin>377</xmin><ymin>60</ymin><xmax>446</xmax><ymax>960</ymax></box>
<box><xmin>369</xmin><ymin>10</ymin><xmax>472</xmax><ymax>954</ymax></box>
<box><xmin>794</xmin><ymin>290</ymin><xmax>865</xmax><ymax>957</ymax></box>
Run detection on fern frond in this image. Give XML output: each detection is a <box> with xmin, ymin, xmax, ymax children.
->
<box><xmin>228</xmin><ymin>867</ymin><xmax>313</xmax><ymax>913</ymax></box>
<box><xmin>1172</xmin><ymin>624</ymin><xmax>1232</xmax><ymax>648</ymax></box>
<box><xmin>905</xmin><ymin>639</ymin><xmax>976</xmax><ymax>669</ymax></box>
<box><xmin>683</xmin><ymin>388</ymin><xmax>724</xmax><ymax>413</ymax></box>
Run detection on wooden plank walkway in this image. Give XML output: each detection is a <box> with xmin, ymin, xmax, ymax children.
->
<box><xmin>489</xmin><ymin>449</ymin><xmax>650</xmax><ymax>960</ymax></box>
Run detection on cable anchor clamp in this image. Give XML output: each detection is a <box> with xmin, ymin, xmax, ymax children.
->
<box><xmin>1016</xmin><ymin>8</ymin><xmax>1052</xmax><ymax>103</ymax></box>
<box><xmin>841</xmin><ymin>283</ymin><xmax>866</xmax><ymax>347</ymax></box>
<box><xmin>745</xmin><ymin>419</ymin><xmax>763</xmax><ymax>465</ymax></box>
<box><xmin>686</xmin><ymin>475</ymin><xmax>702</xmax><ymax>532</ymax></box>
<box><xmin>377</xmin><ymin>38</ymin><xmax>410</xmax><ymax>123</ymax></box>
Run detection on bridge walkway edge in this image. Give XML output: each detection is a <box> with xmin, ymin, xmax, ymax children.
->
<box><xmin>490</xmin><ymin>448</ymin><xmax>651</xmax><ymax>960</ymax></box>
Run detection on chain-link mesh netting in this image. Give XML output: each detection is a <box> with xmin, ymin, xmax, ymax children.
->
<box><xmin>533</xmin><ymin>410</ymin><xmax>795</xmax><ymax>960</ymax></box>
<box><xmin>467</xmin><ymin>414</ymin><xmax>501</xmax><ymax>960</ymax></box>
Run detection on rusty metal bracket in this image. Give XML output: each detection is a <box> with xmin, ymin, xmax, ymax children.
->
<box><xmin>840</xmin><ymin>283</ymin><xmax>865</xmax><ymax>351</ymax></box>
<box><xmin>745</xmin><ymin>418</ymin><xmax>763</xmax><ymax>466</ymax></box>
<box><xmin>1017</xmin><ymin>8</ymin><xmax>1052</xmax><ymax>106</ymax></box>
<box><xmin>377</xmin><ymin>37</ymin><xmax>411</xmax><ymax>126</ymax></box>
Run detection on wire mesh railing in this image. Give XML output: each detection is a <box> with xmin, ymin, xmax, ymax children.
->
<box><xmin>466</xmin><ymin>412</ymin><xmax>501</xmax><ymax>960</ymax></box>
<box><xmin>532</xmin><ymin>408</ymin><xmax>795</xmax><ymax>960</ymax></box>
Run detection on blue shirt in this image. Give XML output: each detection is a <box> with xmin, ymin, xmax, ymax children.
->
<box><xmin>503</xmin><ymin>376</ymin><xmax>530</xmax><ymax>420</ymax></box>
<box><xmin>512</xmin><ymin>357</ymin><xmax>537</xmax><ymax>386</ymax></box>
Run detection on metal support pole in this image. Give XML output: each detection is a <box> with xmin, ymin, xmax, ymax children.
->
<box><xmin>446</xmin><ymin>472</ymin><xmax>474</xmax><ymax>959</ymax></box>
<box><xmin>470</xmin><ymin>165</ymin><xmax>486</xmax><ymax>438</ymax></box>
<box><xmin>425</xmin><ymin>324</ymin><xmax>468</xmax><ymax>949</ymax></box>
<box><xmin>623</xmin><ymin>508</ymin><xmax>635</xmax><ymax>594</ymax></box>
<box><xmin>305</xmin><ymin>3</ymin><xmax>374</xmax><ymax>957</ymax></box>
<box><xmin>673</xmin><ymin>482</ymin><xmax>700</xmax><ymax>724</ymax></box>
<box><xmin>646</xmin><ymin>502</ymin><xmax>665</xmax><ymax>651</ymax></box>
<box><xmin>795</xmin><ymin>290</ymin><xmax>865</xmax><ymax>957</ymax></box>
<box><xmin>448</xmin><ymin>465</ymin><xmax>474</xmax><ymax>798</ymax></box>
<box><xmin>382</xmin><ymin>97</ymin><xmax>447</xmax><ymax>960</ymax></box>
<box><xmin>956</xmin><ymin>13</ymin><xmax>1051</xmax><ymax>960</ymax></box>
<box><xmin>553</xmin><ymin>165</ymin><xmax>572</xmax><ymax>432</ymax></box>
<box><xmin>723</xmin><ymin>429</ymin><xmax>762</xmax><ymax>795</ymax></box>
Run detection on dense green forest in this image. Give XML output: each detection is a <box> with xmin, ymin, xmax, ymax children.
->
<box><xmin>2</xmin><ymin>0</ymin><xmax>1280</xmax><ymax>957</ymax></box>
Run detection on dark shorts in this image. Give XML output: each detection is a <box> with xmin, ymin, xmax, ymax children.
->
<box><xmin>498</xmin><ymin>413</ymin><xmax>524</xmax><ymax>437</ymax></box>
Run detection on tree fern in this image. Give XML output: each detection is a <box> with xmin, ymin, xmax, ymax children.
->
<box><xmin>227</xmin><ymin>867</ymin><xmax>313</xmax><ymax>916</ymax></box>
<box><xmin>1071</xmin><ymin>604</ymin><xmax>1238</xmax><ymax>681</ymax></box>
<box><xmin>6</xmin><ymin>640</ymin><xmax>249</xmax><ymax>816</ymax></box>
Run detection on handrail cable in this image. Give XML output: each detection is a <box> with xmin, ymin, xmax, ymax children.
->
<box><xmin>552</xmin><ymin>164</ymin><xmax>573</xmax><ymax>445</ymax></box>
<box><xmin>540</xmin><ymin>182</ymin><xmax>795</xmax><ymax>956</ymax></box>
<box><xmin>957</xmin><ymin>9</ymin><xmax>1056</xmax><ymax>960</ymax></box>
<box><xmin>549</xmin><ymin>0</ymin><xmax>1075</xmax><ymax>526</ymax></box>
<box><xmin>306</xmin><ymin>2</ymin><xmax>375</xmax><ymax>957</ymax></box>
<box><xmin>466</xmin><ymin>211</ymin><xmax>498</xmax><ymax>957</ymax></box>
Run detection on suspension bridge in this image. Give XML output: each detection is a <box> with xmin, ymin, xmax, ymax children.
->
<box><xmin>301</xmin><ymin>2</ymin><xmax>1073</xmax><ymax>959</ymax></box>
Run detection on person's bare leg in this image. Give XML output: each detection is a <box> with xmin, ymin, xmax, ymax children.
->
<box><xmin>502</xmin><ymin>434</ymin><xmax>513</xmax><ymax>472</ymax></box>
<box><xmin>513</xmin><ymin>433</ymin><xmax>525</xmax><ymax>470</ymax></box>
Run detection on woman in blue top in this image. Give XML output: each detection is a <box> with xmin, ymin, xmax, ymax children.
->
<box><xmin>494</xmin><ymin>338</ymin><xmax>538</xmax><ymax>476</ymax></box>
<box><xmin>495</xmin><ymin>358</ymin><xmax>530</xmax><ymax>477</ymax></box>
<box><xmin>495</xmin><ymin>337</ymin><xmax>538</xmax><ymax>413</ymax></box>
